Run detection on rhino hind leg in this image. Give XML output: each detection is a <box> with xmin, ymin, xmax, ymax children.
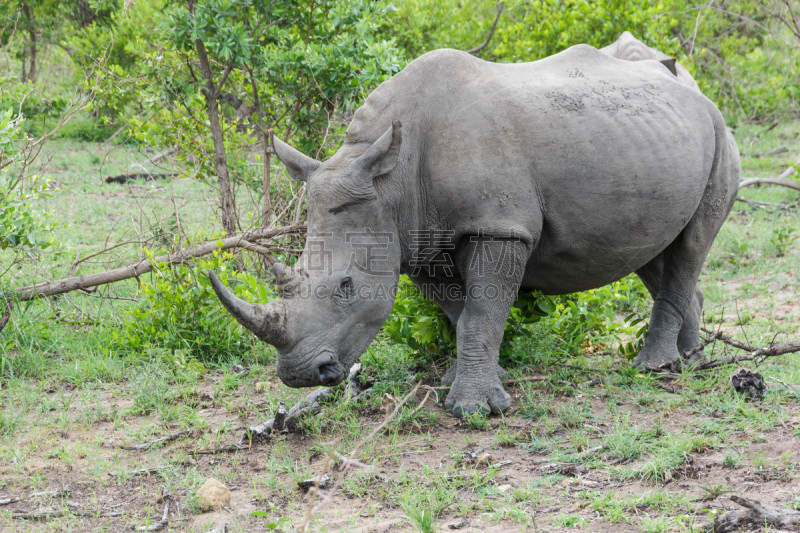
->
<box><xmin>636</xmin><ymin>260</ymin><xmax>706</xmax><ymax>361</ymax></box>
<box><xmin>634</xmin><ymin>131</ymin><xmax>738</xmax><ymax>371</ymax></box>
<box><xmin>444</xmin><ymin>236</ymin><xmax>530</xmax><ymax>417</ymax></box>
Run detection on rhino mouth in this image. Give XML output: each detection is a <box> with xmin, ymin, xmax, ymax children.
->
<box><xmin>279</xmin><ymin>350</ymin><xmax>345</xmax><ymax>387</ymax></box>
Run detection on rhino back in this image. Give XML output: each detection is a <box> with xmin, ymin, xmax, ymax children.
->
<box><xmin>347</xmin><ymin>47</ymin><xmax>725</xmax><ymax>293</ymax></box>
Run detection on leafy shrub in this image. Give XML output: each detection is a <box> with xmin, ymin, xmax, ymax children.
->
<box><xmin>0</xmin><ymin>109</ymin><xmax>56</xmax><ymax>252</ymax></box>
<box><xmin>383</xmin><ymin>276</ymin><xmax>457</xmax><ymax>358</ymax></box>
<box><xmin>115</xmin><ymin>249</ymin><xmax>275</xmax><ymax>364</ymax></box>
<box><xmin>384</xmin><ymin>274</ymin><xmax>649</xmax><ymax>367</ymax></box>
<box><xmin>383</xmin><ymin>275</ymin><xmax>555</xmax><ymax>365</ymax></box>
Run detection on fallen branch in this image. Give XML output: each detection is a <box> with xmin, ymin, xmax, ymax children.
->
<box><xmin>109</xmin><ymin>466</ymin><xmax>173</xmax><ymax>478</ymax></box>
<box><xmin>240</xmin><ymin>364</ymin><xmax>364</xmax><ymax>444</ymax></box>
<box><xmin>188</xmin><ymin>444</ymin><xmax>247</xmax><ymax>455</ymax></box>
<box><xmin>0</xmin><ymin>496</ymin><xmax>20</xmax><ymax>505</ymax></box>
<box><xmin>693</xmin><ymin>329</ymin><xmax>800</xmax><ymax>370</ymax></box>
<box><xmin>134</xmin><ymin>497</ymin><xmax>171</xmax><ymax>532</ymax></box>
<box><xmin>713</xmin><ymin>495</ymin><xmax>800</xmax><ymax>532</ymax></box>
<box><xmin>121</xmin><ymin>429</ymin><xmax>196</xmax><ymax>451</ymax></box>
<box><xmin>466</xmin><ymin>2</ymin><xmax>505</xmax><ymax>55</ymax></box>
<box><xmin>6</xmin><ymin>222</ymin><xmax>305</xmax><ymax>303</ymax></box>
<box><xmin>735</xmin><ymin>196</ymin><xmax>797</xmax><ymax>210</ymax></box>
<box><xmin>739</xmin><ymin>177</ymin><xmax>800</xmax><ymax>192</ymax></box>
<box><xmin>105</xmin><ymin>172</ymin><xmax>177</xmax><ymax>184</ymax></box>
<box><xmin>12</xmin><ymin>509</ymin><xmax>122</xmax><ymax>520</ymax></box>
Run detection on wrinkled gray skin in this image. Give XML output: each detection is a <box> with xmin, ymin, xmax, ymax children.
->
<box><xmin>210</xmin><ymin>42</ymin><xmax>740</xmax><ymax>417</ymax></box>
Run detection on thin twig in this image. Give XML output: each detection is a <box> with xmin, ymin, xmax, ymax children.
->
<box><xmin>121</xmin><ymin>429</ymin><xmax>196</xmax><ymax>451</ymax></box>
<box><xmin>134</xmin><ymin>497</ymin><xmax>171</xmax><ymax>531</ymax></box>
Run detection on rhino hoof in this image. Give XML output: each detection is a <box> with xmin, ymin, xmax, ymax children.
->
<box><xmin>445</xmin><ymin>380</ymin><xmax>511</xmax><ymax>417</ymax></box>
<box><xmin>633</xmin><ymin>348</ymin><xmax>679</xmax><ymax>371</ymax></box>
<box><xmin>452</xmin><ymin>402</ymin><xmax>491</xmax><ymax>418</ymax></box>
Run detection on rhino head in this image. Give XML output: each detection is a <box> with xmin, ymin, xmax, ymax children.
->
<box><xmin>210</xmin><ymin>121</ymin><xmax>403</xmax><ymax>387</ymax></box>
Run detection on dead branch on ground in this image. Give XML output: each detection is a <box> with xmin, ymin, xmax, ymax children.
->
<box><xmin>133</xmin><ymin>497</ymin><xmax>171</xmax><ymax>532</ymax></box>
<box><xmin>12</xmin><ymin>509</ymin><xmax>122</xmax><ymax>520</ymax></box>
<box><xmin>121</xmin><ymin>429</ymin><xmax>196</xmax><ymax>451</ymax></box>
<box><xmin>690</xmin><ymin>328</ymin><xmax>800</xmax><ymax>370</ymax></box>
<box><xmin>712</xmin><ymin>495</ymin><xmax>800</xmax><ymax>532</ymax></box>
<box><xmin>0</xmin><ymin>300</ymin><xmax>11</xmax><ymax>335</ymax></box>
<box><xmin>739</xmin><ymin>177</ymin><xmax>800</xmax><ymax>192</ymax></box>
<box><xmin>240</xmin><ymin>363</ymin><xmax>367</xmax><ymax>444</ymax></box>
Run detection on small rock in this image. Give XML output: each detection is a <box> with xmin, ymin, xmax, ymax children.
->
<box><xmin>497</xmin><ymin>484</ymin><xmax>513</xmax><ymax>493</ymax></box>
<box><xmin>197</xmin><ymin>478</ymin><xmax>230</xmax><ymax>511</ymax></box>
<box><xmin>476</xmin><ymin>452</ymin><xmax>492</xmax><ymax>465</ymax></box>
<box><xmin>448</xmin><ymin>521</ymin><xmax>469</xmax><ymax>530</ymax></box>
<box><xmin>297</xmin><ymin>474</ymin><xmax>331</xmax><ymax>491</ymax></box>
<box><xmin>255</xmin><ymin>382</ymin><xmax>267</xmax><ymax>393</ymax></box>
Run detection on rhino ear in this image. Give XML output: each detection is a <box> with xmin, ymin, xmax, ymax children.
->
<box><xmin>660</xmin><ymin>58</ymin><xmax>678</xmax><ymax>77</ymax></box>
<box><xmin>355</xmin><ymin>120</ymin><xmax>402</xmax><ymax>178</ymax></box>
<box><xmin>272</xmin><ymin>134</ymin><xmax>320</xmax><ymax>182</ymax></box>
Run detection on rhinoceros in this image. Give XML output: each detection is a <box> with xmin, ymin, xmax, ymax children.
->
<box><xmin>210</xmin><ymin>43</ymin><xmax>740</xmax><ymax>416</ymax></box>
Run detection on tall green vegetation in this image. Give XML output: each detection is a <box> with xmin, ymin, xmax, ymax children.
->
<box><xmin>130</xmin><ymin>0</ymin><xmax>403</xmax><ymax>233</ymax></box>
<box><xmin>381</xmin><ymin>0</ymin><xmax>800</xmax><ymax>123</ymax></box>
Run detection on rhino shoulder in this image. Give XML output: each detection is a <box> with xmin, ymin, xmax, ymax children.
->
<box><xmin>346</xmin><ymin>49</ymin><xmax>482</xmax><ymax>144</ymax></box>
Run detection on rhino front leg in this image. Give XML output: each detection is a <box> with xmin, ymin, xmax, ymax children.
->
<box><xmin>407</xmin><ymin>273</ymin><xmax>508</xmax><ymax>386</ymax></box>
<box><xmin>445</xmin><ymin>236</ymin><xmax>529</xmax><ymax>417</ymax></box>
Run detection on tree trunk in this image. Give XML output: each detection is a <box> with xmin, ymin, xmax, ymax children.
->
<box><xmin>21</xmin><ymin>1</ymin><xmax>36</xmax><ymax>83</ymax></box>
<box><xmin>246</xmin><ymin>70</ymin><xmax>272</xmax><ymax>227</ymax></box>
<box><xmin>261</xmin><ymin>149</ymin><xmax>272</xmax><ymax>226</ymax></box>
<box><xmin>28</xmin><ymin>39</ymin><xmax>36</xmax><ymax>83</ymax></box>
<box><xmin>194</xmin><ymin>38</ymin><xmax>237</xmax><ymax>236</ymax></box>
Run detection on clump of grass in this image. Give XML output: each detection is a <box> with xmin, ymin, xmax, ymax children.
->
<box><xmin>618</xmin><ymin>433</ymin><xmax>714</xmax><ymax>483</ymax></box>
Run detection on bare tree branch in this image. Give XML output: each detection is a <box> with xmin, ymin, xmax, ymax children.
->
<box><xmin>466</xmin><ymin>2</ymin><xmax>505</xmax><ymax>55</ymax></box>
<box><xmin>4</xmin><ymin>223</ymin><xmax>305</xmax><ymax>303</ymax></box>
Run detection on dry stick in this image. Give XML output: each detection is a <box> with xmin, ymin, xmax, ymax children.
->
<box><xmin>0</xmin><ymin>497</ymin><xmax>21</xmax><ymax>505</ymax></box>
<box><xmin>121</xmin><ymin>429</ymin><xmax>196</xmax><ymax>451</ymax></box>
<box><xmin>7</xmin><ymin>223</ymin><xmax>305</xmax><ymax>303</ymax></box>
<box><xmin>739</xmin><ymin>178</ymin><xmax>800</xmax><ymax>192</ymax></box>
<box><xmin>134</xmin><ymin>497</ymin><xmax>171</xmax><ymax>532</ymax></box>
<box><xmin>694</xmin><ymin>328</ymin><xmax>800</xmax><ymax>370</ymax></box>
<box><xmin>713</xmin><ymin>495</ymin><xmax>800</xmax><ymax>532</ymax></box>
<box><xmin>466</xmin><ymin>2</ymin><xmax>505</xmax><ymax>54</ymax></box>
<box><xmin>12</xmin><ymin>509</ymin><xmax>122</xmax><ymax>520</ymax></box>
<box><xmin>682</xmin><ymin>330</ymin><xmax>723</xmax><ymax>360</ymax></box>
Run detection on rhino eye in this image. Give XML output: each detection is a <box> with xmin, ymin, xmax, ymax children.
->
<box><xmin>338</xmin><ymin>276</ymin><xmax>354</xmax><ymax>299</ymax></box>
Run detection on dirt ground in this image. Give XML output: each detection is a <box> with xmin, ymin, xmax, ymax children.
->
<box><xmin>2</xmin><ymin>367</ymin><xmax>799</xmax><ymax>532</ymax></box>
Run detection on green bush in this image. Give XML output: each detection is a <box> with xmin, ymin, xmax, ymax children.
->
<box><xmin>383</xmin><ymin>274</ymin><xmax>650</xmax><ymax>367</ymax></box>
<box><xmin>115</xmin><ymin>249</ymin><xmax>275</xmax><ymax>364</ymax></box>
<box><xmin>0</xmin><ymin>109</ymin><xmax>56</xmax><ymax>252</ymax></box>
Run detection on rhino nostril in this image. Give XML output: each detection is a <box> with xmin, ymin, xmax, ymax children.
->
<box><xmin>318</xmin><ymin>362</ymin><xmax>341</xmax><ymax>385</ymax></box>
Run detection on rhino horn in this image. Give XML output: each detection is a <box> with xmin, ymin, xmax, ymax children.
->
<box><xmin>208</xmin><ymin>271</ymin><xmax>290</xmax><ymax>346</ymax></box>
